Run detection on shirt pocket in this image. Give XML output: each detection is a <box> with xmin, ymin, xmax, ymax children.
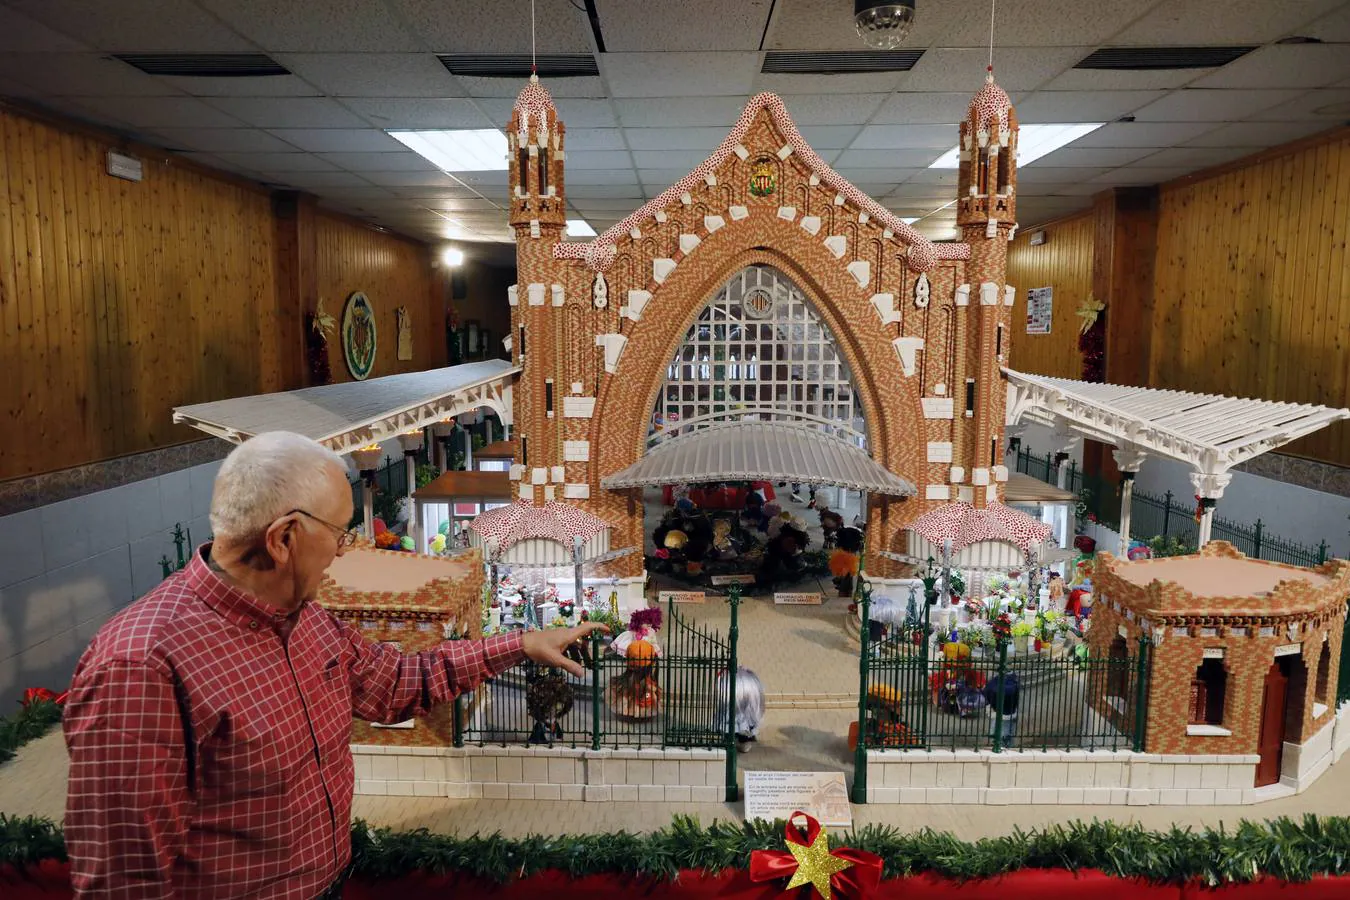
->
<box><xmin>312</xmin><ymin>657</ymin><xmax>354</xmax><ymax>756</ymax></box>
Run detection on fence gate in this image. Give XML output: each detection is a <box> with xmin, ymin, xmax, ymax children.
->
<box><xmin>661</xmin><ymin>589</ymin><xmax>741</xmax><ymax>800</ymax></box>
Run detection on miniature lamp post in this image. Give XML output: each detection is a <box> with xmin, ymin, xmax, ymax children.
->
<box><xmin>571</xmin><ymin>534</ymin><xmax>585</xmax><ymax>625</ymax></box>
<box><xmin>396</xmin><ymin>430</ymin><xmax>424</xmax><ymax>548</ymax></box>
<box><xmin>430</xmin><ymin>419</ymin><xmax>456</xmax><ymax>472</ymax></box>
<box><xmin>350</xmin><ymin>445</ymin><xmax>384</xmax><ymax>539</ymax></box>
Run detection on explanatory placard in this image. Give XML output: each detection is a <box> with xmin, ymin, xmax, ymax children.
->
<box><xmin>773</xmin><ymin>592</ymin><xmax>822</xmax><ymax>605</ymax></box>
<box><xmin>710</xmin><ymin>574</ymin><xmax>757</xmax><ymax>585</ymax></box>
<box><xmin>743</xmin><ymin>771</ymin><xmax>852</xmax><ymax>828</ymax></box>
<box><xmin>658</xmin><ymin>590</ymin><xmax>706</xmax><ymax>604</ymax></box>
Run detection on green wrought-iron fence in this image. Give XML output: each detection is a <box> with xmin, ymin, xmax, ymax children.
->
<box><xmin>160</xmin><ymin>523</ymin><xmax>213</xmax><ymax>579</ymax></box>
<box><xmin>455</xmin><ymin>590</ymin><xmax>742</xmax><ymax>798</ymax></box>
<box><xmin>1014</xmin><ymin>448</ymin><xmax>1331</xmax><ymax>566</ymax></box>
<box><xmin>1339</xmin><ymin>615</ymin><xmax>1350</xmax><ymax>705</ymax></box>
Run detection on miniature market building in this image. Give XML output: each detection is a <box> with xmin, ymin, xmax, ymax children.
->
<box><xmin>475</xmin><ymin>439</ymin><xmax>518</xmax><ymax>471</ymax></box>
<box><xmin>318</xmin><ymin>545</ymin><xmax>486</xmax><ymax>748</ymax></box>
<box><xmin>1089</xmin><ymin>542</ymin><xmax>1350</xmax><ymax>789</ymax></box>
<box><xmin>412</xmin><ymin>469</ymin><xmax>512</xmax><ymax>554</ymax></box>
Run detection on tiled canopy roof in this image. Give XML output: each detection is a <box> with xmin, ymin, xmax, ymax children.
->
<box><xmin>600</xmin><ymin>421</ymin><xmax>917</xmax><ymax>496</ymax></box>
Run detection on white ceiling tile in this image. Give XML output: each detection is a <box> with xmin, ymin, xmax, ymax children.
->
<box><xmin>569</xmin><ymin>168</ymin><xmax>643</xmax><ymax>186</ymax></box>
<box><xmin>277</xmin><ymin>53</ymin><xmax>464</xmax><ymax>97</ymax></box>
<box><xmin>567</xmin><ymin>150</ymin><xmax>639</xmax><ymax>169</ymax></box>
<box><xmin>1185</xmin><ymin>120</ymin><xmax>1337</xmax><ymax>148</ymax></box>
<box><xmin>631</xmin><ymin>149</ymin><xmax>719</xmax><ymax>169</ymax></box>
<box><xmin>385</xmin><ymin>184</ymin><xmax>482</xmax><ymax>198</ymax></box>
<box><xmin>753</xmin><ymin>72</ymin><xmax>907</xmax><ymax>96</ymax></box>
<box><xmin>212</xmin><ymin>152</ymin><xmax>339</xmax><ymax>172</ymax></box>
<box><xmin>613</xmin><ymin>96</ymin><xmax>746</xmax><ymax>127</ymax></box>
<box><xmin>0</xmin><ymin>78</ymin><xmax>47</xmax><ymax>102</ymax></box>
<box><xmin>902</xmin><ymin>169</ymin><xmax>959</xmax><ymax>185</ymax></box>
<box><xmin>885</xmin><ymin>184</ymin><xmax>959</xmax><ymax>201</ymax></box>
<box><xmin>24</xmin><ymin>97</ymin><xmax>136</xmax><ymax>131</ymax></box>
<box><xmin>568</xmin><ymin>197</ymin><xmax>645</xmax><ymax>209</ymax></box>
<box><xmin>850</xmin><ymin>124</ymin><xmax>960</xmax><ymax>150</ymax></box>
<box><xmin>410</xmin><ymin>198</ymin><xmax>502</xmax><ymax>212</ymax></box>
<box><xmin>1189</xmin><ymin>45</ymin><xmax>1350</xmax><ymax>90</ymax></box>
<box><xmin>263</xmin><ymin>171</ymin><xmax>376</xmax><ymax>188</ymax></box>
<box><xmin>848</xmin><ymin>181</ymin><xmax>908</xmax><ymax>196</ymax></box>
<box><xmin>1131</xmin><ymin>88</ymin><xmax>1306</xmax><ymax>122</ymax></box>
<box><xmin>1302</xmin><ymin>4</ymin><xmax>1350</xmax><ymax>41</ymax></box>
<box><xmin>1086</xmin><ymin>165</ymin><xmax>1208</xmax><ymax>185</ymax></box>
<box><xmin>0</xmin><ymin>7</ymin><xmax>88</xmax><ymax>51</ymax></box>
<box><xmin>777</xmin><ymin>93</ymin><xmax>888</xmax><ymax>125</ymax></box>
<box><xmin>1108</xmin><ymin>0</ymin><xmax>1343</xmax><ymax>45</ymax></box>
<box><xmin>267</xmin><ymin>128</ymin><xmax>405</xmax><ymax>152</ymax></box>
<box><xmin>1245</xmin><ymin>87</ymin><xmax>1350</xmax><ymax>121</ymax></box>
<box><xmin>562</xmin><ymin>128</ymin><xmax>626</xmax><ymax>151</ymax></box>
<box><xmin>178</xmin><ymin>152</ymin><xmax>264</xmax><ymax>177</ymax></box>
<box><xmin>764</xmin><ymin>0</ymin><xmax>948</xmax><ymax>51</ymax></box>
<box><xmin>315</xmin><ymin>185</ymin><xmax>399</xmax><ymax>199</ymax></box>
<box><xmin>834</xmin><ymin>149</ymin><xmax>944</xmax><ymax>168</ymax></box>
<box><xmin>363</xmin><ymin>170</ymin><xmax>468</xmax><ymax>187</ymax></box>
<box><xmin>871</xmin><ymin>93</ymin><xmax>987</xmax><ymax>125</ymax></box>
<box><xmin>1034</xmin><ymin>147</ymin><xmax>1160</xmax><ymax>167</ymax></box>
<box><xmin>1132</xmin><ymin>146</ymin><xmax>1260</xmax><ymax>169</ymax></box>
<box><xmin>929</xmin><ymin>0</ymin><xmax>1161</xmax><ymax>47</ymax></box>
<box><xmin>599</xmin><ymin>0</ymin><xmax>771</xmax><ymax>51</ymax></box>
<box><xmin>66</xmin><ymin>96</ymin><xmax>245</xmax><ymax>128</ymax></box>
<box><xmin>600</xmin><ymin>52</ymin><xmax>761</xmax><ymax>98</ymax></box>
<box><xmin>638</xmin><ymin>168</ymin><xmax>696</xmax><ymax>187</ymax></box>
<box><xmin>339</xmin><ymin>97</ymin><xmax>493</xmax><ymax>128</ymax></box>
<box><xmin>797</xmin><ymin>125</ymin><xmax>863</xmax><ymax>149</ymax></box>
<box><xmin>1029</xmin><ymin>182</ymin><xmax>1107</xmax><ymax>197</ymax></box>
<box><xmin>1070</xmin><ymin>121</ymin><xmax>1220</xmax><ymax>148</ymax></box>
<box><xmin>205</xmin><ymin>96</ymin><xmax>368</xmax><ymax>128</ymax></box>
<box><xmin>198</xmin><ymin>0</ymin><xmax>422</xmax><ymax>51</ymax></box>
<box><xmin>387</xmin><ymin>0</ymin><xmax>593</xmax><ymax>52</ymax></box>
<box><xmin>458</xmin><ymin>75</ymin><xmax>605</xmax><ymax>99</ymax></box>
<box><xmin>624</xmin><ymin>126</ymin><xmax>728</xmax><ymax>151</ymax></box>
<box><xmin>159</xmin><ymin>74</ymin><xmax>320</xmax><ymax>98</ymax></box>
<box><xmin>7</xmin><ymin>0</ymin><xmax>256</xmax><ymax>51</ymax></box>
<box><xmin>1039</xmin><ymin>67</ymin><xmax>1213</xmax><ymax>92</ymax></box>
<box><xmin>1016</xmin><ymin>166</ymin><xmax>1115</xmax><ymax>184</ymax></box>
<box><xmin>898</xmin><ymin>47</ymin><xmax>1091</xmax><ymax>93</ymax></box>
<box><xmin>148</xmin><ymin>128</ymin><xmax>299</xmax><ymax>153</ymax></box>
<box><xmin>1014</xmin><ymin>90</ymin><xmax>1167</xmax><ymax>123</ymax></box>
<box><xmin>0</xmin><ymin>53</ymin><xmax>183</xmax><ymax>97</ymax></box>
<box><xmin>452</xmin><ymin>170</ymin><xmax>508</xmax><ymax>188</ymax></box>
<box><xmin>565</xmin><ymin>184</ymin><xmax>648</xmax><ymax>199</ymax></box>
<box><xmin>319</xmin><ymin>151</ymin><xmax>439</xmax><ymax>171</ymax></box>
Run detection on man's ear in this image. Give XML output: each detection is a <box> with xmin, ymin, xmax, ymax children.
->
<box><xmin>264</xmin><ymin>516</ymin><xmax>296</xmax><ymax>564</ymax></box>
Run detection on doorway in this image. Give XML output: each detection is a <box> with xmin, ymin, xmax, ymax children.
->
<box><xmin>1256</xmin><ymin>655</ymin><xmax>1306</xmax><ymax>787</ymax></box>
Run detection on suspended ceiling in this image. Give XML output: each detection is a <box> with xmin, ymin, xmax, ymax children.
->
<box><xmin>1</xmin><ymin>0</ymin><xmax>1348</xmax><ymax>247</ymax></box>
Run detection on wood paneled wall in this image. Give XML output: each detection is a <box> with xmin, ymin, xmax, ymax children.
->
<box><xmin>0</xmin><ymin>105</ymin><xmax>447</xmax><ymax>481</ymax></box>
<box><xmin>1151</xmin><ymin>132</ymin><xmax>1350</xmax><ymax>466</ymax></box>
<box><xmin>316</xmin><ymin>213</ymin><xmax>442</xmax><ymax>383</ymax></box>
<box><xmin>1006</xmin><ymin>213</ymin><xmax>1095</xmax><ymax>380</ymax></box>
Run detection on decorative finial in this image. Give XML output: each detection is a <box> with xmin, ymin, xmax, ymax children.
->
<box><xmin>530</xmin><ymin>72</ymin><xmax>539</xmax><ymax>83</ymax></box>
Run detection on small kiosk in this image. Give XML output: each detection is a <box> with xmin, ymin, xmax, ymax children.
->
<box><xmin>413</xmin><ymin>469</ymin><xmax>512</xmax><ymax>554</ymax></box>
<box><xmin>475</xmin><ymin>439</ymin><xmax>517</xmax><ymax>472</ymax></box>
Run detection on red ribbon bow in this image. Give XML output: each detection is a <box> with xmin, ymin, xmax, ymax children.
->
<box><xmin>21</xmin><ymin>687</ymin><xmax>68</xmax><ymax>707</ymax></box>
<box><xmin>750</xmin><ymin>811</ymin><xmax>883</xmax><ymax>899</ymax></box>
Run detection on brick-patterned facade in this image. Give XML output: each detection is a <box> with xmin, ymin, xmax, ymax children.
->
<box><xmin>319</xmin><ymin>545</ymin><xmax>485</xmax><ymax>747</ymax></box>
<box><xmin>504</xmin><ymin>76</ymin><xmax>1020</xmax><ymax>580</ymax></box>
<box><xmin>1087</xmin><ymin>542</ymin><xmax>1350</xmax><ymax>765</ymax></box>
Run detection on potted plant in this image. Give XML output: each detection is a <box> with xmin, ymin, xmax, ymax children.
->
<box><xmin>1011</xmin><ymin>619</ymin><xmax>1034</xmax><ymax>654</ymax></box>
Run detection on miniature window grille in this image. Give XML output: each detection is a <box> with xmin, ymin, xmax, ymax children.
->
<box><xmin>545</xmin><ymin>380</ymin><xmax>554</xmax><ymax>414</ymax></box>
<box><xmin>1190</xmin><ymin>658</ymin><xmax>1227</xmax><ymax>725</ymax></box>
<box><xmin>965</xmin><ymin>380</ymin><xmax>976</xmax><ymax>417</ymax></box>
<box><xmin>650</xmin><ymin>264</ymin><xmax>865</xmax><ymax>449</ymax></box>
<box><xmin>518</xmin><ymin>325</ymin><xmax>526</xmax><ymax>357</ymax></box>
<box><xmin>518</xmin><ymin>148</ymin><xmax>530</xmax><ymax>190</ymax></box>
<box><xmin>521</xmin><ymin>436</ymin><xmax>529</xmax><ymax>466</ymax></box>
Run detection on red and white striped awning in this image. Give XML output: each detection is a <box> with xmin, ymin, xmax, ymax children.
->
<box><xmin>908</xmin><ymin>502</ymin><xmax>1052</xmax><ymax>553</ymax></box>
<box><xmin>469</xmin><ymin>499</ymin><xmax>610</xmax><ymax>552</ymax></box>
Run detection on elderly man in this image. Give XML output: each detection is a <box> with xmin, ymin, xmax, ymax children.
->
<box><xmin>63</xmin><ymin>432</ymin><xmax>603</xmax><ymax>898</ymax></box>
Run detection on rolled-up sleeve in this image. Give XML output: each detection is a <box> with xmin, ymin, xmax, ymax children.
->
<box><xmin>339</xmin><ymin>619</ymin><xmax>525</xmax><ymax>725</ymax></box>
<box><xmin>63</xmin><ymin>660</ymin><xmax>190</xmax><ymax>899</ymax></box>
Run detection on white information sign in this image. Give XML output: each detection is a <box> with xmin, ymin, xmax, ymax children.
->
<box><xmin>1274</xmin><ymin>643</ymin><xmax>1302</xmax><ymax>657</ymax></box>
<box><xmin>774</xmin><ymin>592</ymin><xmax>822</xmax><ymax>605</ymax></box>
<box><xmin>658</xmin><ymin>590</ymin><xmax>706</xmax><ymax>604</ymax></box>
<box><xmin>744</xmin><ymin>771</ymin><xmax>852</xmax><ymax>828</ymax></box>
<box><xmin>711</xmin><ymin>574</ymin><xmax>757</xmax><ymax>586</ymax></box>
<box><xmin>1026</xmin><ymin>286</ymin><xmax>1053</xmax><ymax>334</ymax></box>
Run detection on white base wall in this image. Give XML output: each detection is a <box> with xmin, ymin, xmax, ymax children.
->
<box><xmin>865</xmin><ymin>749</ymin><xmax>1273</xmax><ymax>806</ymax></box>
<box><xmin>0</xmin><ymin>459</ymin><xmax>222</xmax><ymax>706</ymax></box>
<box><xmin>351</xmin><ymin>743</ymin><xmax>728</xmax><ymax>802</ymax></box>
<box><xmin>1335</xmin><ymin>701</ymin><xmax>1350</xmax><ymax>764</ymax></box>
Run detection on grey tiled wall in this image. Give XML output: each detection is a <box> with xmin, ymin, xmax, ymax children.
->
<box><xmin>0</xmin><ymin>459</ymin><xmax>222</xmax><ymax>707</ymax></box>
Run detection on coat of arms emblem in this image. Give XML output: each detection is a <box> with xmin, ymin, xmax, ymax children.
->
<box><xmin>749</xmin><ymin>159</ymin><xmax>776</xmax><ymax>197</ymax></box>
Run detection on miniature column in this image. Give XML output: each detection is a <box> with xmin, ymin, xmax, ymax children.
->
<box><xmin>430</xmin><ymin>420</ymin><xmax>456</xmax><ymax>472</ymax></box>
<box><xmin>397</xmin><ymin>430</ymin><xmax>425</xmax><ymax>548</ymax></box>
<box><xmin>1188</xmin><ymin>471</ymin><xmax>1232</xmax><ymax>548</ymax></box>
<box><xmin>350</xmin><ymin>446</ymin><xmax>384</xmax><ymax>539</ymax></box>
<box><xmin>1051</xmin><ymin>426</ymin><xmax>1081</xmax><ymax>492</ymax></box>
<box><xmin>1112</xmin><ymin>446</ymin><xmax>1148</xmax><ymax>557</ymax></box>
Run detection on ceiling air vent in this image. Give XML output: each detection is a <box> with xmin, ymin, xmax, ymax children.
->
<box><xmin>438</xmin><ymin>54</ymin><xmax>599</xmax><ymax>78</ymax></box>
<box><xmin>762</xmin><ymin>50</ymin><xmax>925</xmax><ymax>74</ymax></box>
<box><xmin>1075</xmin><ymin>46</ymin><xmax>1256</xmax><ymax>70</ymax></box>
<box><xmin>114</xmin><ymin>53</ymin><xmax>290</xmax><ymax>77</ymax></box>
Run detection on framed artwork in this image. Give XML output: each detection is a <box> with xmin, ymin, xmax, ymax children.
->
<box><xmin>341</xmin><ymin>291</ymin><xmax>377</xmax><ymax>380</ymax></box>
<box><xmin>465</xmin><ymin>320</ymin><xmax>481</xmax><ymax>357</ymax></box>
<box><xmin>1026</xmin><ymin>286</ymin><xmax>1053</xmax><ymax>335</ymax></box>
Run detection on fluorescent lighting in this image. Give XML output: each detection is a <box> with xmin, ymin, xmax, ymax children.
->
<box><xmin>901</xmin><ymin>216</ymin><xmax>920</xmax><ymax>224</ymax></box>
<box><xmin>387</xmin><ymin>129</ymin><xmax>507</xmax><ymax>172</ymax></box>
<box><xmin>928</xmin><ymin>123</ymin><xmax>1105</xmax><ymax>169</ymax></box>
<box><xmin>442</xmin><ymin>247</ymin><xmax>464</xmax><ymax>267</ymax></box>
<box><xmin>566</xmin><ymin>219</ymin><xmax>597</xmax><ymax>238</ymax></box>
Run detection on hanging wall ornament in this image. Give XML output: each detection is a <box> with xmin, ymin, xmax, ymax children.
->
<box><xmin>342</xmin><ymin>291</ymin><xmax>378</xmax><ymax>380</ymax></box>
<box><xmin>396</xmin><ymin>306</ymin><xmax>413</xmax><ymax>360</ymax></box>
<box><xmin>914</xmin><ymin>272</ymin><xmax>931</xmax><ymax>308</ymax></box>
<box><xmin>592</xmin><ymin>271</ymin><xmax>608</xmax><ymax>309</ymax></box>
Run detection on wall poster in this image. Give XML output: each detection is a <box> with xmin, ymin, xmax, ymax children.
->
<box><xmin>1026</xmin><ymin>286</ymin><xmax>1053</xmax><ymax>334</ymax></box>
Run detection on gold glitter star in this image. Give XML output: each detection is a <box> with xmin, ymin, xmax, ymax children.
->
<box><xmin>785</xmin><ymin>825</ymin><xmax>854</xmax><ymax>899</ymax></box>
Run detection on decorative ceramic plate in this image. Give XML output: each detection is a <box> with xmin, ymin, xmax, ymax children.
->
<box><xmin>342</xmin><ymin>291</ymin><xmax>377</xmax><ymax>380</ymax></box>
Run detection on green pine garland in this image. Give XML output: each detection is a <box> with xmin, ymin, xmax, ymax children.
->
<box><xmin>0</xmin><ymin>699</ymin><xmax>62</xmax><ymax>765</ymax></box>
<box><xmin>6</xmin><ymin>813</ymin><xmax>1350</xmax><ymax>886</ymax></box>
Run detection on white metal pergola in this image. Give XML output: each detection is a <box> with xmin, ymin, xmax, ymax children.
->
<box><xmin>1004</xmin><ymin>369</ymin><xmax>1350</xmax><ymax>549</ymax></box>
<box><xmin>173</xmin><ymin>360</ymin><xmax>519</xmax><ymax>537</ymax></box>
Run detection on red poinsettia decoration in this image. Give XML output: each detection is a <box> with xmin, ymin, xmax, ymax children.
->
<box><xmin>22</xmin><ymin>687</ymin><xmax>68</xmax><ymax>707</ymax></box>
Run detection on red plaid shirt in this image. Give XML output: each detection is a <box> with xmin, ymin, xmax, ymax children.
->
<box><xmin>63</xmin><ymin>546</ymin><xmax>523</xmax><ymax>899</ymax></box>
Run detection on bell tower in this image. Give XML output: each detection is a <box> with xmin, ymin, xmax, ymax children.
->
<box><xmin>507</xmin><ymin>75</ymin><xmax>568</xmax><ymax>501</ymax></box>
<box><xmin>956</xmin><ymin>71</ymin><xmax>1019</xmax><ymax>507</ymax></box>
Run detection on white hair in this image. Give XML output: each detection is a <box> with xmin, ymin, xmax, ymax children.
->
<box><xmin>209</xmin><ymin>431</ymin><xmax>348</xmax><ymax>541</ymax></box>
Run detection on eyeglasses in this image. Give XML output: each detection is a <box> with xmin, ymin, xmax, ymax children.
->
<box><xmin>289</xmin><ymin>508</ymin><xmax>359</xmax><ymax>549</ymax></box>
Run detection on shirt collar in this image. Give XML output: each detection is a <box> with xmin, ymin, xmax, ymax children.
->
<box><xmin>187</xmin><ymin>543</ymin><xmax>299</xmax><ymax>634</ymax></box>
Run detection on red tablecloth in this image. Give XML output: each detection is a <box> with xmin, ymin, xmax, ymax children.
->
<box><xmin>663</xmin><ymin>483</ymin><xmax>776</xmax><ymax>509</ymax></box>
